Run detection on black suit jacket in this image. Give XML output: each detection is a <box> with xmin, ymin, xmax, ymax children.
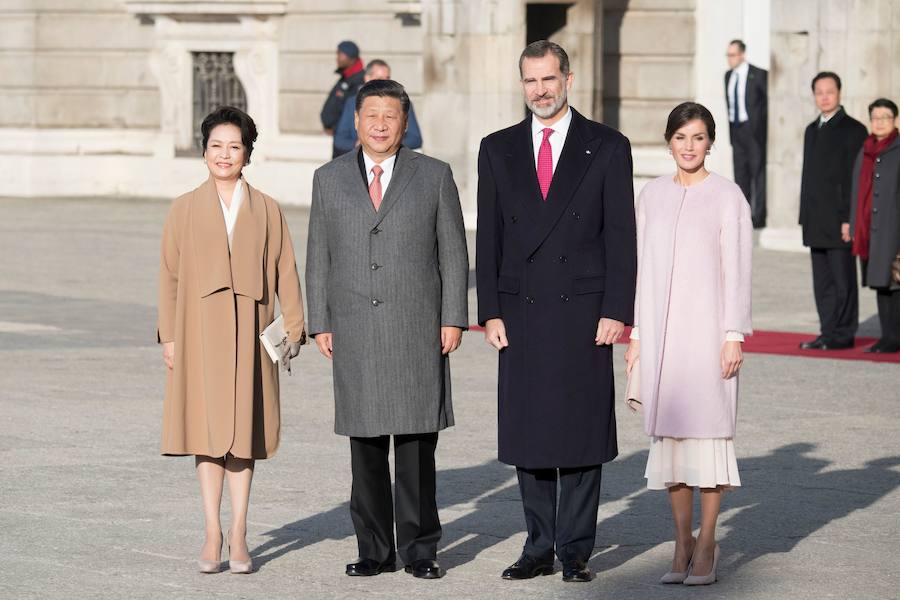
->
<box><xmin>725</xmin><ymin>63</ymin><xmax>768</xmax><ymax>149</ymax></box>
<box><xmin>475</xmin><ymin>108</ymin><xmax>637</xmax><ymax>468</ymax></box>
<box><xmin>799</xmin><ymin>107</ymin><xmax>869</xmax><ymax>248</ymax></box>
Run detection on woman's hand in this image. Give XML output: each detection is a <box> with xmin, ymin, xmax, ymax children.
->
<box><xmin>624</xmin><ymin>339</ymin><xmax>640</xmax><ymax>376</ymax></box>
<box><xmin>721</xmin><ymin>340</ymin><xmax>743</xmax><ymax>379</ymax></box>
<box><xmin>162</xmin><ymin>342</ymin><xmax>175</xmax><ymax>370</ymax></box>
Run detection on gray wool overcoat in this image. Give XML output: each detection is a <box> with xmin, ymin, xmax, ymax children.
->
<box><xmin>850</xmin><ymin>136</ymin><xmax>900</xmax><ymax>289</ymax></box>
<box><xmin>305</xmin><ymin>147</ymin><xmax>469</xmax><ymax>437</ymax></box>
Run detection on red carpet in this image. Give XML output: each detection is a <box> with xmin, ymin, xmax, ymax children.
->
<box><xmin>468</xmin><ymin>326</ymin><xmax>900</xmax><ymax>364</ymax></box>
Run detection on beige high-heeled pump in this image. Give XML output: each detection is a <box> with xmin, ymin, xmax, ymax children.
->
<box><xmin>683</xmin><ymin>544</ymin><xmax>719</xmax><ymax>586</ymax></box>
<box><xmin>659</xmin><ymin>536</ymin><xmax>695</xmax><ymax>584</ymax></box>
<box><xmin>227</xmin><ymin>530</ymin><xmax>254</xmax><ymax>574</ymax></box>
<box><xmin>197</xmin><ymin>533</ymin><xmax>223</xmax><ymax>574</ymax></box>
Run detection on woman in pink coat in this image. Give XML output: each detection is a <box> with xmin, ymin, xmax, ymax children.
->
<box><xmin>625</xmin><ymin>102</ymin><xmax>752</xmax><ymax>586</ymax></box>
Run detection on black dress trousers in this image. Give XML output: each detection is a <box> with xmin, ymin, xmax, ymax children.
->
<box><xmin>349</xmin><ymin>433</ymin><xmax>441</xmax><ymax>565</ymax></box>
<box><xmin>516</xmin><ymin>465</ymin><xmax>603</xmax><ymax>564</ymax></box>
<box><xmin>810</xmin><ymin>247</ymin><xmax>859</xmax><ymax>343</ymax></box>
<box><xmin>876</xmin><ymin>288</ymin><xmax>900</xmax><ymax>345</ymax></box>
<box><xmin>730</xmin><ymin>122</ymin><xmax>766</xmax><ymax>228</ymax></box>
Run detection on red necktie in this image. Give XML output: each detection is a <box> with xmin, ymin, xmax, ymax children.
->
<box><xmin>537</xmin><ymin>127</ymin><xmax>554</xmax><ymax>200</ymax></box>
<box><xmin>369</xmin><ymin>165</ymin><xmax>383</xmax><ymax>211</ymax></box>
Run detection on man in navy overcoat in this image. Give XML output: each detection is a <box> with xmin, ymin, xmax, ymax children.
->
<box><xmin>476</xmin><ymin>40</ymin><xmax>637</xmax><ymax>583</ymax></box>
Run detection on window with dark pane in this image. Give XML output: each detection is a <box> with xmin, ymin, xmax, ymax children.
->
<box><xmin>192</xmin><ymin>52</ymin><xmax>248</xmax><ymax>152</ymax></box>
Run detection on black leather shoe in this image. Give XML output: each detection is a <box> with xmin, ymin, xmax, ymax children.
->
<box><xmin>873</xmin><ymin>341</ymin><xmax>900</xmax><ymax>353</ymax></box>
<box><xmin>501</xmin><ymin>555</ymin><xmax>554</xmax><ymax>580</ymax></box>
<box><xmin>864</xmin><ymin>339</ymin><xmax>886</xmax><ymax>353</ymax></box>
<box><xmin>562</xmin><ymin>560</ymin><xmax>592</xmax><ymax>582</ymax></box>
<box><xmin>820</xmin><ymin>338</ymin><xmax>854</xmax><ymax>350</ymax></box>
<box><xmin>346</xmin><ymin>557</ymin><xmax>396</xmax><ymax>576</ymax></box>
<box><xmin>799</xmin><ymin>337</ymin><xmax>825</xmax><ymax>350</ymax></box>
<box><xmin>404</xmin><ymin>558</ymin><xmax>444</xmax><ymax>579</ymax></box>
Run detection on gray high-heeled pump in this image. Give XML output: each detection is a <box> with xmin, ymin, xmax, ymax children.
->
<box><xmin>683</xmin><ymin>544</ymin><xmax>719</xmax><ymax>586</ymax></box>
<box><xmin>227</xmin><ymin>530</ymin><xmax>254</xmax><ymax>574</ymax></box>
<box><xmin>197</xmin><ymin>533</ymin><xmax>223</xmax><ymax>574</ymax></box>
<box><xmin>659</xmin><ymin>536</ymin><xmax>695</xmax><ymax>584</ymax></box>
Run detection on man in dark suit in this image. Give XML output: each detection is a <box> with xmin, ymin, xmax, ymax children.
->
<box><xmin>476</xmin><ymin>40</ymin><xmax>636</xmax><ymax>584</ymax></box>
<box><xmin>725</xmin><ymin>39</ymin><xmax>768</xmax><ymax>228</ymax></box>
<box><xmin>799</xmin><ymin>71</ymin><xmax>868</xmax><ymax>350</ymax></box>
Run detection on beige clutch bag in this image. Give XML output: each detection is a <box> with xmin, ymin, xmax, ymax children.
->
<box><xmin>625</xmin><ymin>358</ymin><xmax>642</xmax><ymax>413</ymax></box>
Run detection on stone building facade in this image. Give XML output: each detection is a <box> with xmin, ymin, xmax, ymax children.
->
<box><xmin>2</xmin><ymin>0</ymin><xmax>898</xmax><ymax>249</ymax></box>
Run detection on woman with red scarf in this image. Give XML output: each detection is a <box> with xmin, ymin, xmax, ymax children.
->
<box><xmin>850</xmin><ymin>98</ymin><xmax>900</xmax><ymax>353</ymax></box>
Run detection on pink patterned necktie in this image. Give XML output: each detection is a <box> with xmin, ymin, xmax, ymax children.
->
<box><xmin>537</xmin><ymin>127</ymin><xmax>554</xmax><ymax>200</ymax></box>
<box><xmin>369</xmin><ymin>165</ymin><xmax>383</xmax><ymax>211</ymax></box>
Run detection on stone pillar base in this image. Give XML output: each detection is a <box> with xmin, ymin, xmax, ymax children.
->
<box><xmin>759</xmin><ymin>226</ymin><xmax>804</xmax><ymax>252</ymax></box>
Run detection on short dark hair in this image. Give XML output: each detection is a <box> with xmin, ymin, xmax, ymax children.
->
<box><xmin>664</xmin><ymin>102</ymin><xmax>716</xmax><ymax>143</ymax></box>
<box><xmin>811</xmin><ymin>71</ymin><xmax>842</xmax><ymax>92</ymax></box>
<box><xmin>519</xmin><ymin>40</ymin><xmax>570</xmax><ymax>78</ymax></box>
<box><xmin>355</xmin><ymin>79</ymin><xmax>410</xmax><ymax>115</ymax></box>
<box><xmin>365</xmin><ymin>59</ymin><xmax>390</xmax><ymax>76</ymax></box>
<box><xmin>200</xmin><ymin>106</ymin><xmax>258</xmax><ymax>163</ymax></box>
<box><xmin>869</xmin><ymin>97</ymin><xmax>898</xmax><ymax>118</ymax></box>
<box><xmin>729</xmin><ymin>39</ymin><xmax>746</xmax><ymax>52</ymax></box>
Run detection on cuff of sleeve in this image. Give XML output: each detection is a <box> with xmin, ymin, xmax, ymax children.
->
<box><xmin>725</xmin><ymin>330</ymin><xmax>745</xmax><ymax>342</ymax></box>
<box><xmin>629</xmin><ymin>327</ymin><xmax>640</xmax><ymax>341</ymax></box>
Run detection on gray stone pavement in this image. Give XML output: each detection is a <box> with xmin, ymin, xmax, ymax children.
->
<box><xmin>0</xmin><ymin>196</ymin><xmax>898</xmax><ymax>600</ymax></box>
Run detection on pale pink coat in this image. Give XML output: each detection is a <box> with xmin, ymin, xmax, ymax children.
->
<box><xmin>634</xmin><ymin>172</ymin><xmax>752</xmax><ymax>438</ymax></box>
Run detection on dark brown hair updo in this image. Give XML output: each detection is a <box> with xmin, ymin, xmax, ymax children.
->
<box><xmin>664</xmin><ymin>102</ymin><xmax>716</xmax><ymax>143</ymax></box>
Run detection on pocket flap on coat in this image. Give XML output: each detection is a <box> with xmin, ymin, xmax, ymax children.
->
<box><xmin>497</xmin><ymin>276</ymin><xmax>520</xmax><ymax>294</ymax></box>
<box><xmin>573</xmin><ymin>275</ymin><xmax>605</xmax><ymax>294</ymax></box>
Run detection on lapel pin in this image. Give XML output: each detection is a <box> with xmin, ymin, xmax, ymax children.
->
<box><xmin>585</xmin><ymin>150</ymin><xmax>591</xmax><ymax>154</ymax></box>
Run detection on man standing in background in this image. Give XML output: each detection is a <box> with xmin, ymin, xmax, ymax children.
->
<box><xmin>321</xmin><ymin>40</ymin><xmax>365</xmax><ymax>158</ymax></box>
<box><xmin>725</xmin><ymin>39</ymin><xmax>768</xmax><ymax>228</ymax></box>
<box><xmin>798</xmin><ymin>71</ymin><xmax>868</xmax><ymax>350</ymax></box>
<box><xmin>333</xmin><ymin>59</ymin><xmax>423</xmax><ymax>156</ymax></box>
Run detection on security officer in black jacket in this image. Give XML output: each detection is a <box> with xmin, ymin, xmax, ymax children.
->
<box><xmin>799</xmin><ymin>72</ymin><xmax>868</xmax><ymax>350</ymax></box>
<box><xmin>321</xmin><ymin>40</ymin><xmax>365</xmax><ymax>158</ymax></box>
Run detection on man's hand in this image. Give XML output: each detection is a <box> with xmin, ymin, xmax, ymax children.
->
<box><xmin>624</xmin><ymin>339</ymin><xmax>640</xmax><ymax>376</ymax></box>
<box><xmin>315</xmin><ymin>332</ymin><xmax>333</xmax><ymax>360</ymax></box>
<box><xmin>841</xmin><ymin>222</ymin><xmax>851</xmax><ymax>243</ymax></box>
<box><xmin>162</xmin><ymin>341</ymin><xmax>175</xmax><ymax>370</ymax></box>
<box><xmin>441</xmin><ymin>326</ymin><xmax>463</xmax><ymax>355</ymax></box>
<box><xmin>721</xmin><ymin>340</ymin><xmax>743</xmax><ymax>379</ymax></box>
<box><xmin>595</xmin><ymin>318</ymin><xmax>625</xmax><ymax>346</ymax></box>
<box><xmin>484</xmin><ymin>318</ymin><xmax>509</xmax><ymax>350</ymax></box>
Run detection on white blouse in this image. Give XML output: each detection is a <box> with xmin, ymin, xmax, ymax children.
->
<box><xmin>218</xmin><ymin>179</ymin><xmax>244</xmax><ymax>251</ymax></box>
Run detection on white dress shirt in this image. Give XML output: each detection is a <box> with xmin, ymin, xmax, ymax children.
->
<box><xmin>531</xmin><ymin>106</ymin><xmax>573</xmax><ymax>174</ymax></box>
<box><xmin>218</xmin><ymin>178</ymin><xmax>244</xmax><ymax>251</ymax></box>
<box><xmin>363</xmin><ymin>151</ymin><xmax>398</xmax><ymax>195</ymax></box>
<box><xmin>819</xmin><ymin>110</ymin><xmax>838</xmax><ymax>127</ymax></box>
<box><xmin>727</xmin><ymin>61</ymin><xmax>750</xmax><ymax>123</ymax></box>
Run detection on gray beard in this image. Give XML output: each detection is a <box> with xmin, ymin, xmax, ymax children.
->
<box><xmin>528</xmin><ymin>92</ymin><xmax>567</xmax><ymax>119</ymax></box>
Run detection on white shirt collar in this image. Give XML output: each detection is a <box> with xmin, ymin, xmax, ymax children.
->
<box><xmin>217</xmin><ymin>177</ymin><xmax>244</xmax><ymax>250</ymax></box>
<box><xmin>531</xmin><ymin>105</ymin><xmax>572</xmax><ymax>139</ymax></box>
<box><xmin>362</xmin><ymin>149</ymin><xmax>399</xmax><ymax>193</ymax></box>
<box><xmin>734</xmin><ymin>61</ymin><xmax>750</xmax><ymax>76</ymax></box>
<box><xmin>820</xmin><ymin>108</ymin><xmax>840</xmax><ymax>124</ymax></box>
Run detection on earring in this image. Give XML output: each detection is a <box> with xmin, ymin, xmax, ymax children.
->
<box><xmin>706</xmin><ymin>149</ymin><xmax>711</xmax><ymax>155</ymax></box>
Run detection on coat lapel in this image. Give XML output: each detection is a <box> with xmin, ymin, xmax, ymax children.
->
<box><xmin>230</xmin><ymin>180</ymin><xmax>266</xmax><ymax>300</ymax></box>
<box><xmin>529</xmin><ymin>109</ymin><xmax>602</xmax><ymax>254</ymax></box>
<box><xmin>372</xmin><ymin>146</ymin><xmax>419</xmax><ymax>227</ymax></box>
<box><xmin>505</xmin><ymin>118</ymin><xmax>544</xmax><ymax>224</ymax></box>
<box><xmin>192</xmin><ymin>177</ymin><xmax>234</xmax><ymax>298</ymax></box>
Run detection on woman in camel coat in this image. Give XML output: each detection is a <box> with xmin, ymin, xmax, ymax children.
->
<box><xmin>157</xmin><ymin>106</ymin><xmax>305</xmax><ymax>574</ymax></box>
<box><xmin>625</xmin><ymin>102</ymin><xmax>752</xmax><ymax>586</ymax></box>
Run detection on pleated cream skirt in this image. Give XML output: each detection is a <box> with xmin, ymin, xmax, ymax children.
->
<box><xmin>644</xmin><ymin>436</ymin><xmax>741</xmax><ymax>490</ymax></box>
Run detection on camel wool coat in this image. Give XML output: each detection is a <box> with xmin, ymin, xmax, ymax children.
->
<box><xmin>157</xmin><ymin>176</ymin><xmax>305</xmax><ymax>459</ymax></box>
<box><xmin>634</xmin><ymin>173</ymin><xmax>752</xmax><ymax>439</ymax></box>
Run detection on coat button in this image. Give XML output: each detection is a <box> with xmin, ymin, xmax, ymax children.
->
<box><xmin>560</xmin><ymin>294</ymin><xmax>569</xmax><ymax>302</ymax></box>
<box><xmin>527</xmin><ymin>257</ymin><xmax>535</xmax><ymax>263</ymax></box>
<box><xmin>371</xmin><ymin>263</ymin><xmax>381</xmax><ymax>270</ymax></box>
<box><xmin>372</xmin><ymin>299</ymin><xmax>381</xmax><ymax>306</ymax></box>
<box><xmin>371</xmin><ymin>227</ymin><xmax>381</xmax><ymax>235</ymax></box>
<box><xmin>525</xmin><ymin>296</ymin><xmax>534</xmax><ymax>304</ymax></box>
<box><xmin>876</xmin><ymin>157</ymin><xmax>881</xmax><ymax>163</ymax></box>
<box><xmin>873</xmin><ymin>207</ymin><xmax>879</xmax><ymax>213</ymax></box>
<box><xmin>558</xmin><ymin>255</ymin><xmax>567</xmax><ymax>263</ymax></box>
<box><xmin>875</xmin><ymin>173</ymin><xmax>880</xmax><ymax>179</ymax></box>
<box><xmin>875</xmin><ymin>191</ymin><xmax>880</xmax><ymax>196</ymax></box>
<box><xmin>511</xmin><ymin>216</ymin><xmax>518</xmax><ymax>223</ymax></box>
<box><xmin>572</xmin><ymin>211</ymin><xmax>580</xmax><ymax>220</ymax></box>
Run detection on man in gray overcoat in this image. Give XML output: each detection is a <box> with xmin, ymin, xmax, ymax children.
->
<box><xmin>306</xmin><ymin>79</ymin><xmax>469</xmax><ymax>580</ymax></box>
